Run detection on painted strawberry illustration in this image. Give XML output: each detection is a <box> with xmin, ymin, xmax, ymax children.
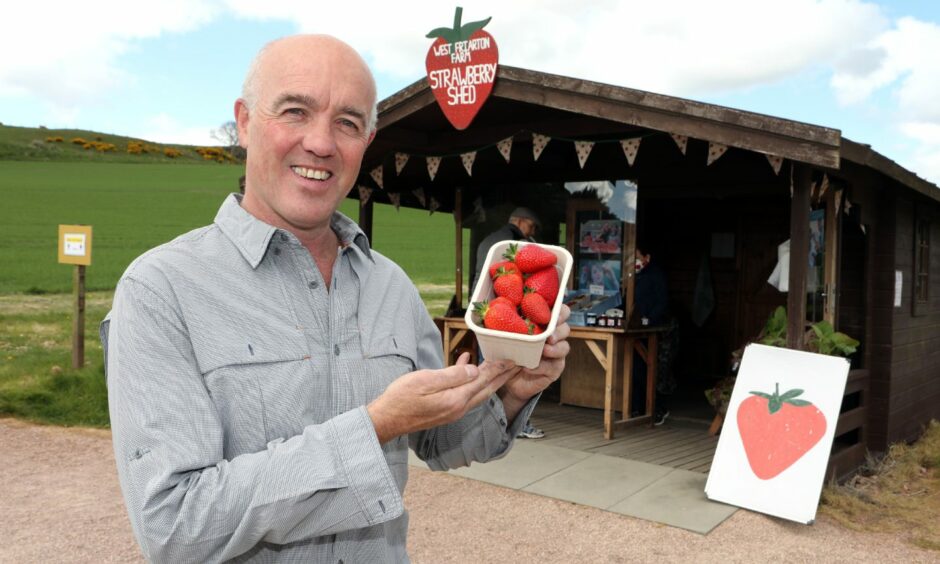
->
<box><xmin>492</xmin><ymin>267</ymin><xmax>523</xmax><ymax>305</ymax></box>
<box><xmin>425</xmin><ymin>7</ymin><xmax>499</xmax><ymax>130</ymax></box>
<box><xmin>737</xmin><ymin>383</ymin><xmax>827</xmax><ymax>480</ymax></box>
<box><xmin>504</xmin><ymin>242</ymin><xmax>557</xmax><ymax>274</ymax></box>
<box><xmin>472</xmin><ymin>300</ymin><xmax>528</xmax><ymax>334</ymax></box>
<box><xmin>524</xmin><ymin>266</ymin><xmax>559</xmax><ymax>305</ymax></box>
<box><xmin>521</xmin><ymin>288</ymin><xmax>551</xmax><ymax>325</ymax></box>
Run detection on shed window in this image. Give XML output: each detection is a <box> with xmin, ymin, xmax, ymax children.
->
<box><xmin>913</xmin><ymin>219</ymin><xmax>930</xmax><ymax>316</ymax></box>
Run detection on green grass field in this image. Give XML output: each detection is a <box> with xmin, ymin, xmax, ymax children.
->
<box><xmin>0</xmin><ymin>157</ymin><xmax>469</xmax><ymax>429</ymax></box>
<box><xmin>0</xmin><ymin>161</ymin><xmax>470</xmax><ymax>294</ymax></box>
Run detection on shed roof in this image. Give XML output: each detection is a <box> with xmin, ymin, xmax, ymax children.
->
<box><xmin>362</xmin><ymin>65</ymin><xmax>939</xmax><ymax>205</ymax></box>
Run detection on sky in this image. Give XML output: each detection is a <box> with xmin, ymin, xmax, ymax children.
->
<box><xmin>2</xmin><ymin>0</ymin><xmax>939</xmax><ymax>185</ymax></box>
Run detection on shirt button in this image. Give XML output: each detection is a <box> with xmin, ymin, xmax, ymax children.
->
<box><xmin>334</xmin><ymin>345</ymin><xmax>340</xmax><ymax>356</ymax></box>
<box><xmin>273</xmin><ymin>247</ymin><xmax>281</xmax><ymax>256</ymax></box>
<box><xmin>280</xmin><ymin>233</ymin><xmax>288</xmax><ymax>242</ymax></box>
<box><xmin>308</xmin><ymin>280</ymin><xmax>318</xmax><ymax>289</ymax></box>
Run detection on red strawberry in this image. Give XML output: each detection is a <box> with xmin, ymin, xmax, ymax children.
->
<box><xmin>488</xmin><ymin>259</ymin><xmax>519</xmax><ymax>279</ymax></box>
<box><xmin>505</xmin><ymin>242</ymin><xmax>556</xmax><ymax>274</ymax></box>
<box><xmin>524</xmin><ymin>266</ymin><xmax>559</xmax><ymax>305</ymax></box>
<box><xmin>521</xmin><ymin>288</ymin><xmax>551</xmax><ymax>325</ymax></box>
<box><xmin>525</xmin><ymin>320</ymin><xmax>545</xmax><ymax>335</ymax></box>
<box><xmin>489</xmin><ymin>296</ymin><xmax>515</xmax><ymax>310</ymax></box>
<box><xmin>472</xmin><ymin>301</ymin><xmax>529</xmax><ymax>334</ymax></box>
<box><xmin>492</xmin><ymin>267</ymin><xmax>523</xmax><ymax>305</ymax></box>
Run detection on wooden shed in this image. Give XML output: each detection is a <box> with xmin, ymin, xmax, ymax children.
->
<box><xmin>353</xmin><ymin>65</ymin><xmax>940</xmax><ymax>478</ymax></box>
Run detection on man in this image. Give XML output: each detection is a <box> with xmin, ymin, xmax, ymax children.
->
<box><xmin>472</xmin><ymin>207</ymin><xmax>546</xmax><ymax>440</ymax></box>
<box><xmin>102</xmin><ymin>35</ymin><xmax>570</xmax><ymax>563</ymax></box>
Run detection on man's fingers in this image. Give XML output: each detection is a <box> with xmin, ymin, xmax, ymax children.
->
<box><xmin>546</xmin><ymin>319</ymin><xmax>570</xmax><ymax>345</ymax></box>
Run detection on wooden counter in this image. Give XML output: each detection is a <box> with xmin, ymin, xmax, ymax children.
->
<box><xmin>439</xmin><ymin>317</ymin><xmax>669</xmax><ymax>439</ymax></box>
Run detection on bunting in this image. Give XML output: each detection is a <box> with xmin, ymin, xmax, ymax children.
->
<box><xmin>532</xmin><ymin>133</ymin><xmax>550</xmax><ymax>161</ymax></box>
<box><xmin>370</xmin><ymin>165</ymin><xmax>384</xmax><ymax>189</ymax></box>
<box><xmin>574</xmin><ymin>140</ymin><xmax>594</xmax><ymax>169</ymax></box>
<box><xmin>497</xmin><ymin>137</ymin><xmax>513</xmax><ymax>163</ymax></box>
<box><xmin>671</xmin><ymin>134</ymin><xmax>688</xmax><ymax>155</ymax></box>
<box><xmin>394</xmin><ymin>152</ymin><xmax>409</xmax><ymax>175</ymax></box>
<box><xmin>426</xmin><ymin>156</ymin><xmax>441</xmax><ymax>181</ymax></box>
<box><xmin>412</xmin><ymin>187</ymin><xmax>427</xmax><ymax>208</ymax></box>
<box><xmin>388</xmin><ymin>192</ymin><xmax>401</xmax><ymax>211</ymax></box>
<box><xmin>461</xmin><ymin>151</ymin><xmax>476</xmax><ymax>176</ymax></box>
<box><xmin>357</xmin><ymin>185</ymin><xmax>372</xmax><ymax>205</ymax></box>
<box><xmin>620</xmin><ymin>138</ymin><xmax>641</xmax><ymax>166</ymax></box>
<box><xmin>835</xmin><ymin>189</ymin><xmax>843</xmax><ymax>215</ymax></box>
<box><xmin>429</xmin><ymin>196</ymin><xmax>440</xmax><ymax>215</ymax></box>
<box><xmin>766</xmin><ymin>154</ymin><xmax>784</xmax><ymax>175</ymax></box>
<box><xmin>706</xmin><ymin>142</ymin><xmax>728</xmax><ymax>166</ymax></box>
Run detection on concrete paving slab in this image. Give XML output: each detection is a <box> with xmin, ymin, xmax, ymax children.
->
<box><xmin>444</xmin><ymin>441</ymin><xmax>592</xmax><ymax>489</ymax></box>
<box><xmin>521</xmin><ymin>454</ymin><xmax>672</xmax><ymax>509</ymax></box>
<box><xmin>607</xmin><ymin>468</ymin><xmax>738</xmax><ymax>534</ymax></box>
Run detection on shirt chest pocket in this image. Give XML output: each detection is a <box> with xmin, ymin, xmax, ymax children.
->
<box><xmin>200</xmin><ymin>339</ymin><xmax>313</xmax><ymax>458</ymax></box>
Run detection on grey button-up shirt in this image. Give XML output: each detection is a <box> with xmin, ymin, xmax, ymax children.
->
<box><xmin>101</xmin><ymin>194</ymin><xmax>536</xmax><ymax>563</ymax></box>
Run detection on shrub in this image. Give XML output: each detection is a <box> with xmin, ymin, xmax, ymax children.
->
<box><xmin>164</xmin><ymin>147</ymin><xmax>182</xmax><ymax>158</ymax></box>
<box><xmin>71</xmin><ymin>137</ymin><xmax>87</xmax><ymax>145</ymax></box>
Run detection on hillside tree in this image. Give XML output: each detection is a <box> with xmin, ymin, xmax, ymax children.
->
<box><xmin>211</xmin><ymin>121</ymin><xmax>246</xmax><ymax>160</ymax></box>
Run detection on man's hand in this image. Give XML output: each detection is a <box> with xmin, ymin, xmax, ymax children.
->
<box><xmin>498</xmin><ymin>304</ymin><xmax>571</xmax><ymax>420</ymax></box>
<box><xmin>367</xmin><ymin>354</ymin><xmax>517</xmax><ymax>444</ymax></box>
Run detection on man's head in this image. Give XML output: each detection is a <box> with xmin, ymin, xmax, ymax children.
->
<box><xmin>235</xmin><ymin>35</ymin><xmax>378</xmax><ymax>234</ymax></box>
<box><xmin>508</xmin><ymin>207</ymin><xmax>540</xmax><ymax>240</ymax></box>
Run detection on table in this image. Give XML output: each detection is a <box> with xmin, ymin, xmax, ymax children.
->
<box><xmin>439</xmin><ymin>317</ymin><xmax>668</xmax><ymax>439</ymax></box>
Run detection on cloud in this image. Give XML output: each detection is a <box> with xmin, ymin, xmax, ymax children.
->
<box><xmin>0</xmin><ymin>0</ymin><xmax>218</xmax><ymax>106</ymax></box>
<box><xmin>138</xmin><ymin>113</ymin><xmax>217</xmax><ymax>146</ymax></box>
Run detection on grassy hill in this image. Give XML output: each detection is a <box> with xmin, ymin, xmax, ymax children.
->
<box><xmin>0</xmin><ymin>124</ymin><xmax>238</xmax><ymax>164</ymax></box>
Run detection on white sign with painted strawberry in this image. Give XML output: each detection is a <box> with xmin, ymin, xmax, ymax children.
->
<box><xmin>425</xmin><ymin>7</ymin><xmax>499</xmax><ymax>130</ymax></box>
<box><xmin>705</xmin><ymin>344</ymin><xmax>849</xmax><ymax>524</ymax></box>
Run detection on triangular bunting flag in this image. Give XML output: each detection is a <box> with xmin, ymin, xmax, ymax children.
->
<box><xmin>426</xmin><ymin>156</ymin><xmax>441</xmax><ymax>181</ymax></box>
<box><xmin>818</xmin><ymin>174</ymin><xmax>830</xmax><ymax>199</ymax></box>
<box><xmin>809</xmin><ymin>181</ymin><xmax>818</xmax><ymax>201</ymax></box>
<box><xmin>844</xmin><ymin>198</ymin><xmax>853</xmax><ymax>216</ymax></box>
<box><xmin>620</xmin><ymin>138</ymin><xmax>641</xmax><ymax>166</ymax></box>
<box><xmin>394</xmin><ymin>152</ymin><xmax>409</xmax><ymax>175</ymax></box>
<box><xmin>532</xmin><ymin>133</ymin><xmax>550</xmax><ymax>161</ymax></box>
<box><xmin>766</xmin><ymin>154</ymin><xmax>784</xmax><ymax>175</ymax></box>
<box><xmin>574</xmin><ymin>140</ymin><xmax>594</xmax><ymax>169</ymax></box>
<box><xmin>835</xmin><ymin>189</ymin><xmax>843</xmax><ymax>215</ymax></box>
<box><xmin>497</xmin><ymin>137</ymin><xmax>513</xmax><ymax>163</ymax></box>
<box><xmin>706</xmin><ymin>142</ymin><xmax>728</xmax><ymax>166</ymax></box>
<box><xmin>357</xmin><ymin>185</ymin><xmax>372</xmax><ymax>205</ymax></box>
<box><xmin>369</xmin><ymin>165</ymin><xmax>384</xmax><ymax>189</ymax></box>
<box><xmin>429</xmin><ymin>196</ymin><xmax>440</xmax><ymax>215</ymax></box>
<box><xmin>412</xmin><ymin>187</ymin><xmax>427</xmax><ymax>208</ymax></box>
<box><xmin>671</xmin><ymin>134</ymin><xmax>688</xmax><ymax>155</ymax></box>
<box><xmin>461</xmin><ymin>151</ymin><xmax>476</xmax><ymax>176</ymax></box>
<box><xmin>388</xmin><ymin>192</ymin><xmax>401</xmax><ymax>211</ymax></box>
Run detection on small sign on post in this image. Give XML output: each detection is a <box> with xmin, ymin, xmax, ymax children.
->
<box><xmin>58</xmin><ymin>225</ymin><xmax>92</xmax><ymax>369</ymax></box>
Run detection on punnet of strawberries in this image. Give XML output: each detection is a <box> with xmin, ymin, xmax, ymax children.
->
<box><xmin>472</xmin><ymin>242</ymin><xmax>560</xmax><ymax>336</ymax></box>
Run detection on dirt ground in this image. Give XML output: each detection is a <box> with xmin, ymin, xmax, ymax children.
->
<box><xmin>2</xmin><ymin>418</ymin><xmax>937</xmax><ymax>563</ymax></box>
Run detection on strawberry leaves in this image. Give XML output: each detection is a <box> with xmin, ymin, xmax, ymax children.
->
<box><xmin>425</xmin><ymin>7</ymin><xmax>492</xmax><ymax>45</ymax></box>
<box><xmin>749</xmin><ymin>382</ymin><xmax>812</xmax><ymax>414</ymax></box>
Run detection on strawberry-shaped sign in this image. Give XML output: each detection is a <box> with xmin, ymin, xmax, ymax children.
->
<box><xmin>425</xmin><ymin>7</ymin><xmax>499</xmax><ymax>130</ymax></box>
<box><xmin>737</xmin><ymin>383</ymin><xmax>827</xmax><ymax>480</ymax></box>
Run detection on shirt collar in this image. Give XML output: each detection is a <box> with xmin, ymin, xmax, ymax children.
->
<box><xmin>214</xmin><ymin>193</ymin><xmax>374</xmax><ymax>269</ymax></box>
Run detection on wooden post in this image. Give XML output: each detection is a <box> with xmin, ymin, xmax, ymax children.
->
<box><xmin>358</xmin><ymin>194</ymin><xmax>374</xmax><ymax>244</ymax></box>
<box><xmin>72</xmin><ymin>265</ymin><xmax>86</xmax><ymax>369</ymax></box>
<box><xmin>454</xmin><ymin>187</ymin><xmax>463</xmax><ymax>309</ymax></box>
<box><xmin>824</xmin><ymin>187</ymin><xmax>840</xmax><ymax>324</ymax></box>
<box><xmin>788</xmin><ymin>165</ymin><xmax>812</xmax><ymax>350</ymax></box>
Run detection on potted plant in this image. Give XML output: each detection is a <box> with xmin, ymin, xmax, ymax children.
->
<box><xmin>704</xmin><ymin>306</ymin><xmax>859</xmax><ymax>435</ymax></box>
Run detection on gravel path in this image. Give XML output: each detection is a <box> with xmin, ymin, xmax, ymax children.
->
<box><xmin>2</xmin><ymin>418</ymin><xmax>936</xmax><ymax>563</ymax></box>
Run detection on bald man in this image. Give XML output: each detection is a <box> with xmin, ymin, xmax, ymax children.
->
<box><xmin>102</xmin><ymin>35</ymin><xmax>570</xmax><ymax>562</ymax></box>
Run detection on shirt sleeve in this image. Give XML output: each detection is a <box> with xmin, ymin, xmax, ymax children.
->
<box><xmin>406</xmin><ymin>284</ymin><xmax>539</xmax><ymax>470</ymax></box>
<box><xmin>105</xmin><ymin>277</ymin><xmax>403</xmax><ymax>563</ymax></box>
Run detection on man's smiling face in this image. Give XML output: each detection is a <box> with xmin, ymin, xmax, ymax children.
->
<box><xmin>236</xmin><ymin>35</ymin><xmax>376</xmax><ymax>234</ymax></box>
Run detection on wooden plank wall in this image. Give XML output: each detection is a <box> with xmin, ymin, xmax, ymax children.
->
<box><xmin>887</xmin><ymin>195</ymin><xmax>940</xmax><ymax>445</ymax></box>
